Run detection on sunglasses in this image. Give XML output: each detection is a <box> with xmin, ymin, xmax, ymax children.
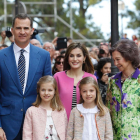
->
<box><xmin>56</xmin><ymin>61</ymin><xmax>64</xmax><ymax>65</ymax></box>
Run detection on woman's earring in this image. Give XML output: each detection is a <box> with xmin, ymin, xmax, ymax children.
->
<box><xmin>83</xmin><ymin>60</ymin><xmax>85</xmax><ymax>63</ymax></box>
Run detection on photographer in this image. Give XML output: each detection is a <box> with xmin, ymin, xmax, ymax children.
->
<box><xmin>98</xmin><ymin>42</ymin><xmax>110</xmax><ymax>58</ymax></box>
<box><xmin>0</xmin><ymin>29</ymin><xmax>14</xmax><ymax>46</ymax></box>
<box><xmin>95</xmin><ymin>57</ymin><xmax>111</xmax><ymax>104</ymax></box>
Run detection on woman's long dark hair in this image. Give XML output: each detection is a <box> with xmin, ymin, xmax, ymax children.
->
<box><xmin>52</xmin><ymin>55</ymin><xmax>64</xmax><ymax>75</ymax></box>
<box><xmin>64</xmin><ymin>43</ymin><xmax>94</xmax><ymax>74</ymax></box>
<box><xmin>96</xmin><ymin>57</ymin><xmax>111</xmax><ymax>79</ymax></box>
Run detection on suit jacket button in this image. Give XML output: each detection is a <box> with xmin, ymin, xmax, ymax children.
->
<box><xmin>21</xmin><ymin>109</ymin><xmax>23</xmax><ymax>111</ymax></box>
<box><xmin>23</xmin><ymin>97</ymin><xmax>25</xmax><ymax>99</ymax></box>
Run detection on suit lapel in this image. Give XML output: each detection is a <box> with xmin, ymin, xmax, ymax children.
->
<box><xmin>24</xmin><ymin>44</ymin><xmax>40</xmax><ymax>94</ymax></box>
<box><xmin>4</xmin><ymin>45</ymin><xmax>23</xmax><ymax>94</ymax></box>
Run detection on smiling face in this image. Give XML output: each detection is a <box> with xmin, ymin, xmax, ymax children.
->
<box><xmin>112</xmin><ymin>50</ymin><xmax>132</xmax><ymax>73</ymax></box>
<box><xmin>68</xmin><ymin>48</ymin><xmax>86</xmax><ymax>70</ymax></box>
<box><xmin>11</xmin><ymin>18</ymin><xmax>34</xmax><ymax>48</ymax></box>
<box><xmin>39</xmin><ymin>82</ymin><xmax>55</xmax><ymax>105</ymax></box>
<box><xmin>101</xmin><ymin>62</ymin><xmax>111</xmax><ymax>74</ymax></box>
<box><xmin>80</xmin><ymin>83</ymin><xmax>96</xmax><ymax>107</ymax></box>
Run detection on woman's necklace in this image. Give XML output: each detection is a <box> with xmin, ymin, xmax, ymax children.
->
<box><xmin>121</xmin><ymin>70</ymin><xmax>135</xmax><ymax>83</ymax></box>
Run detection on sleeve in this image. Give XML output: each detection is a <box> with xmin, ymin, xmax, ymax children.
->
<box><xmin>64</xmin><ymin>109</ymin><xmax>68</xmax><ymax>137</ymax></box>
<box><xmin>106</xmin><ymin>77</ymin><xmax>112</xmax><ymax>108</ymax></box>
<box><xmin>105</xmin><ymin>111</ymin><xmax>113</xmax><ymax>140</ymax></box>
<box><xmin>53</xmin><ymin>74</ymin><xmax>59</xmax><ymax>88</ymax></box>
<box><xmin>43</xmin><ymin>52</ymin><xmax>52</xmax><ymax>76</ymax></box>
<box><xmin>22</xmin><ymin>108</ymin><xmax>33</xmax><ymax>140</ymax></box>
<box><xmin>66</xmin><ymin>109</ymin><xmax>74</xmax><ymax>140</ymax></box>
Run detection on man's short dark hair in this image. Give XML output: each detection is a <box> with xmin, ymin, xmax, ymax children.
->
<box><xmin>12</xmin><ymin>13</ymin><xmax>33</xmax><ymax>28</ymax></box>
<box><xmin>0</xmin><ymin>44</ymin><xmax>8</xmax><ymax>48</ymax></box>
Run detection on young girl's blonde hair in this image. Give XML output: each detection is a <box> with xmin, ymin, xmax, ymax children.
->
<box><xmin>79</xmin><ymin>77</ymin><xmax>108</xmax><ymax>116</ymax></box>
<box><xmin>32</xmin><ymin>76</ymin><xmax>63</xmax><ymax>111</ymax></box>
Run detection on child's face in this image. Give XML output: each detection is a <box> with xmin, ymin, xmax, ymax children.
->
<box><xmin>80</xmin><ymin>83</ymin><xmax>96</xmax><ymax>107</ymax></box>
<box><xmin>39</xmin><ymin>82</ymin><xmax>55</xmax><ymax>104</ymax></box>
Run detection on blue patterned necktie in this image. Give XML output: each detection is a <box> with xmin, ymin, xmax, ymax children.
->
<box><xmin>18</xmin><ymin>49</ymin><xmax>25</xmax><ymax>92</ymax></box>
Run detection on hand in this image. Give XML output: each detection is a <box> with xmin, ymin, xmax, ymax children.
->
<box><xmin>52</xmin><ymin>37</ymin><xmax>58</xmax><ymax>47</ymax></box>
<box><xmin>1</xmin><ymin>31</ymin><xmax>6</xmax><ymax>40</ymax></box>
<box><xmin>0</xmin><ymin>128</ymin><xmax>7</xmax><ymax>140</ymax></box>
<box><xmin>101</xmin><ymin>73</ymin><xmax>109</xmax><ymax>84</ymax></box>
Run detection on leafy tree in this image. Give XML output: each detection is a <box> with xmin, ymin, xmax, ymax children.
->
<box><xmin>0</xmin><ymin>0</ymin><xmax>104</xmax><ymax>45</ymax></box>
<box><xmin>126</xmin><ymin>0</ymin><xmax>140</xmax><ymax>38</ymax></box>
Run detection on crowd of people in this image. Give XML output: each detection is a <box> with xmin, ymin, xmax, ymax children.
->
<box><xmin>0</xmin><ymin>13</ymin><xmax>140</xmax><ymax>140</ymax></box>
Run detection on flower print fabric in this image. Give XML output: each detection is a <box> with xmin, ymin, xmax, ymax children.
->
<box><xmin>106</xmin><ymin>68</ymin><xmax>140</xmax><ymax>140</ymax></box>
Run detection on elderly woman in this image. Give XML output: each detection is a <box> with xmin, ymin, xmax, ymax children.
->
<box><xmin>106</xmin><ymin>39</ymin><xmax>140</xmax><ymax>140</ymax></box>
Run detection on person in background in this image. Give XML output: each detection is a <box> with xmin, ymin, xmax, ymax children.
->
<box><xmin>0</xmin><ymin>44</ymin><xmax>8</xmax><ymax>50</ymax></box>
<box><xmin>66</xmin><ymin>77</ymin><xmax>113</xmax><ymax>140</ymax></box>
<box><xmin>52</xmin><ymin>55</ymin><xmax>64</xmax><ymax>75</ymax></box>
<box><xmin>30</xmin><ymin>39</ymin><xmax>42</xmax><ymax>48</ymax></box>
<box><xmin>43</xmin><ymin>42</ymin><xmax>55</xmax><ymax>68</ymax></box>
<box><xmin>132</xmin><ymin>35</ymin><xmax>138</xmax><ymax>45</ymax></box>
<box><xmin>0</xmin><ymin>31</ymin><xmax>14</xmax><ymax>46</ymax></box>
<box><xmin>54</xmin><ymin>50</ymin><xmax>60</xmax><ymax>59</ymax></box>
<box><xmin>54</xmin><ymin>43</ymin><xmax>96</xmax><ymax>119</ymax></box>
<box><xmin>89</xmin><ymin>50</ymin><xmax>99</xmax><ymax>65</ymax></box>
<box><xmin>121</xmin><ymin>33</ymin><xmax>128</xmax><ymax>39</ymax></box>
<box><xmin>91</xmin><ymin>46</ymin><xmax>99</xmax><ymax>56</ymax></box>
<box><xmin>106</xmin><ymin>39</ymin><xmax>140</xmax><ymax>140</ymax></box>
<box><xmin>67</xmin><ymin>37</ymin><xmax>73</xmax><ymax>47</ymax></box>
<box><xmin>95</xmin><ymin>57</ymin><xmax>111</xmax><ymax>104</ymax></box>
<box><xmin>60</xmin><ymin>49</ymin><xmax>66</xmax><ymax>57</ymax></box>
<box><xmin>23</xmin><ymin>76</ymin><xmax>67</xmax><ymax>140</ymax></box>
<box><xmin>0</xmin><ymin>31</ymin><xmax>6</xmax><ymax>46</ymax></box>
<box><xmin>0</xmin><ymin>13</ymin><xmax>52</xmax><ymax>140</ymax></box>
<box><xmin>98</xmin><ymin>42</ymin><xmax>110</xmax><ymax>58</ymax></box>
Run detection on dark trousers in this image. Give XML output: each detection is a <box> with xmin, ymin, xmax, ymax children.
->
<box><xmin>13</xmin><ymin>126</ymin><xmax>22</xmax><ymax>140</ymax></box>
<box><xmin>13</xmin><ymin>114</ymin><xmax>25</xmax><ymax>140</ymax></box>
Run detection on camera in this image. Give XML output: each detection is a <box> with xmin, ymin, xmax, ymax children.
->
<box><xmin>99</xmin><ymin>48</ymin><xmax>105</xmax><ymax>54</ymax></box>
<box><xmin>31</xmin><ymin>28</ymin><xmax>46</xmax><ymax>38</ymax></box>
<box><xmin>105</xmin><ymin>73</ymin><xmax>112</xmax><ymax>77</ymax></box>
<box><xmin>5</xmin><ymin>27</ymin><xmax>13</xmax><ymax>38</ymax></box>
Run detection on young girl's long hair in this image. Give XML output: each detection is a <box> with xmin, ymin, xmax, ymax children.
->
<box><xmin>79</xmin><ymin>77</ymin><xmax>108</xmax><ymax>116</ymax></box>
<box><xmin>33</xmin><ymin>76</ymin><xmax>64</xmax><ymax>111</ymax></box>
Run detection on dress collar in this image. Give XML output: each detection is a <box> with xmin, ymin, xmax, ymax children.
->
<box><xmin>77</xmin><ymin>104</ymin><xmax>99</xmax><ymax>114</ymax></box>
<box><xmin>112</xmin><ymin>68</ymin><xmax>140</xmax><ymax>80</ymax></box>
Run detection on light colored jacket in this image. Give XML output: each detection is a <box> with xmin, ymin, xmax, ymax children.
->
<box><xmin>23</xmin><ymin>106</ymin><xmax>67</xmax><ymax>140</ymax></box>
<box><xmin>54</xmin><ymin>71</ymin><xmax>97</xmax><ymax>119</ymax></box>
<box><xmin>66</xmin><ymin>107</ymin><xmax>113</xmax><ymax>140</ymax></box>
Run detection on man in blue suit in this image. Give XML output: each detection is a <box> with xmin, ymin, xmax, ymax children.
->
<box><xmin>0</xmin><ymin>14</ymin><xmax>52</xmax><ymax>140</ymax></box>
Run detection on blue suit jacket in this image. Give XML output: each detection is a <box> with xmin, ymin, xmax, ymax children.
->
<box><xmin>0</xmin><ymin>44</ymin><xmax>52</xmax><ymax>140</ymax></box>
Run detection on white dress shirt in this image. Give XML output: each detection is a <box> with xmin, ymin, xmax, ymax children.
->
<box><xmin>77</xmin><ymin>104</ymin><xmax>99</xmax><ymax>140</ymax></box>
<box><xmin>13</xmin><ymin>43</ymin><xmax>30</xmax><ymax>94</ymax></box>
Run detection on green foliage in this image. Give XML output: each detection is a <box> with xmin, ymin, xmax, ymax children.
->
<box><xmin>0</xmin><ymin>0</ymin><xmax>104</xmax><ymax>44</ymax></box>
<box><xmin>126</xmin><ymin>0</ymin><xmax>140</xmax><ymax>37</ymax></box>
<box><xmin>89</xmin><ymin>0</ymin><xmax>102</xmax><ymax>5</ymax></box>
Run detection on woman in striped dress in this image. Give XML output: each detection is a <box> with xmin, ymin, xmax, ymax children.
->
<box><xmin>54</xmin><ymin>43</ymin><xmax>97</xmax><ymax>119</ymax></box>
